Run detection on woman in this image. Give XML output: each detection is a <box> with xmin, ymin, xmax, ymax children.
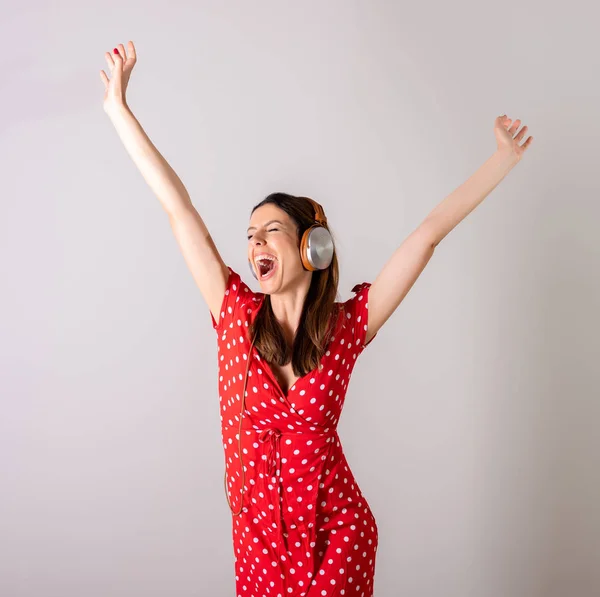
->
<box><xmin>100</xmin><ymin>41</ymin><xmax>533</xmax><ymax>597</ymax></box>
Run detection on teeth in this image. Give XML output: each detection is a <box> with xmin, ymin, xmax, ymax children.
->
<box><xmin>255</xmin><ymin>254</ymin><xmax>277</xmax><ymax>279</ymax></box>
<box><xmin>255</xmin><ymin>255</ymin><xmax>277</xmax><ymax>265</ymax></box>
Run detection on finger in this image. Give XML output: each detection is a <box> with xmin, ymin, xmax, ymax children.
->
<box><xmin>127</xmin><ymin>40</ymin><xmax>137</xmax><ymax>61</ymax></box>
<box><xmin>112</xmin><ymin>47</ymin><xmax>123</xmax><ymax>71</ymax></box>
<box><xmin>125</xmin><ymin>41</ymin><xmax>137</xmax><ymax>67</ymax></box>
<box><xmin>514</xmin><ymin>125</ymin><xmax>528</xmax><ymax>142</ymax></box>
<box><xmin>509</xmin><ymin>119</ymin><xmax>521</xmax><ymax>135</ymax></box>
<box><xmin>99</xmin><ymin>70</ymin><xmax>109</xmax><ymax>89</ymax></box>
<box><xmin>117</xmin><ymin>43</ymin><xmax>126</xmax><ymax>61</ymax></box>
<box><xmin>522</xmin><ymin>136</ymin><xmax>533</xmax><ymax>150</ymax></box>
<box><xmin>104</xmin><ymin>51</ymin><xmax>115</xmax><ymax>70</ymax></box>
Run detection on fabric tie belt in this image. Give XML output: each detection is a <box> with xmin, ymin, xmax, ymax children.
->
<box><xmin>258</xmin><ymin>427</ymin><xmax>287</xmax><ymax>553</ymax></box>
<box><xmin>224</xmin><ymin>424</ymin><xmax>337</xmax><ymax>559</ymax></box>
<box><xmin>258</xmin><ymin>426</ymin><xmax>338</xmax><ymax>559</ymax></box>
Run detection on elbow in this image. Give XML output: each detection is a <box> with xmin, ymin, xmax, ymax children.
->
<box><xmin>416</xmin><ymin>223</ymin><xmax>440</xmax><ymax>250</ymax></box>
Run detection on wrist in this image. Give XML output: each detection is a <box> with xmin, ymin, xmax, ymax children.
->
<box><xmin>105</xmin><ymin>101</ymin><xmax>130</xmax><ymax>118</ymax></box>
<box><xmin>495</xmin><ymin>147</ymin><xmax>521</xmax><ymax>166</ymax></box>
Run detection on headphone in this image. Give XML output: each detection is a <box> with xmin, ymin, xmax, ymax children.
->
<box><xmin>248</xmin><ymin>197</ymin><xmax>334</xmax><ymax>280</ymax></box>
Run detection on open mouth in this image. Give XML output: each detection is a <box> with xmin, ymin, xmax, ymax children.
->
<box><xmin>255</xmin><ymin>256</ymin><xmax>278</xmax><ymax>280</ymax></box>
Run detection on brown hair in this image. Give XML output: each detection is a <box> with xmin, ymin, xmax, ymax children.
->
<box><xmin>249</xmin><ymin>192</ymin><xmax>340</xmax><ymax>378</ymax></box>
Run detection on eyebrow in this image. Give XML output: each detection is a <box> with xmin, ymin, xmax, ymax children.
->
<box><xmin>246</xmin><ymin>219</ymin><xmax>286</xmax><ymax>233</ymax></box>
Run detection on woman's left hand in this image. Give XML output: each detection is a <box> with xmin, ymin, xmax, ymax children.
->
<box><xmin>494</xmin><ymin>114</ymin><xmax>533</xmax><ymax>160</ymax></box>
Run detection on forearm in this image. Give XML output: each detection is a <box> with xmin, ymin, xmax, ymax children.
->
<box><xmin>423</xmin><ymin>149</ymin><xmax>520</xmax><ymax>247</ymax></box>
<box><xmin>107</xmin><ymin>103</ymin><xmax>192</xmax><ymax>215</ymax></box>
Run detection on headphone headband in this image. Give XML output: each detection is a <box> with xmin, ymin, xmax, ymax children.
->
<box><xmin>300</xmin><ymin>197</ymin><xmax>328</xmax><ymax>226</ymax></box>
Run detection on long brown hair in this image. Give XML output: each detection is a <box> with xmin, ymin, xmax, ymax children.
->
<box><xmin>249</xmin><ymin>192</ymin><xmax>340</xmax><ymax>378</ymax></box>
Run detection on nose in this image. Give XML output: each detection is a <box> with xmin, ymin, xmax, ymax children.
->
<box><xmin>249</xmin><ymin>230</ymin><xmax>266</xmax><ymax>245</ymax></box>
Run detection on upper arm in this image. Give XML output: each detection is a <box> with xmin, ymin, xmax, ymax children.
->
<box><xmin>367</xmin><ymin>226</ymin><xmax>436</xmax><ymax>339</ymax></box>
<box><xmin>168</xmin><ymin>206</ymin><xmax>229</xmax><ymax>326</ymax></box>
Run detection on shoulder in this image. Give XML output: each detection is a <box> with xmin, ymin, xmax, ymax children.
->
<box><xmin>333</xmin><ymin>281</ymin><xmax>374</xmax><ymax>351</ymax></box>
<box><xmin>339</xmin><ymin>282</ymin><xmax>372</xmax><ymax>315</ymax></box>
<box><xmin>227</xmin><ymin>267</ymin><xmax>264</xmax><ymax>308</ymax></box>
<box><xmin>212</xmin><ymin>266</ymin><xmax>265</xmax><ymax>333</ymax></box>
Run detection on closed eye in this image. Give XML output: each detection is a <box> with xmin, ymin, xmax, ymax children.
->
<box><xmin>247</xmin><ymin>228</ymin><xmax>279</xmax><ymax>240</ymax></box>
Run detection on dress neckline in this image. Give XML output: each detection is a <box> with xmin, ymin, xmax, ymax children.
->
<box><xmin>252</xmin><ymin>292</ymin><xmax>340</xmax><ymax>400</ymax></box>
<box><xmin>258</xmin><ymin>355</ymin><xmax>312</xmax><ymax>400</ymax></box>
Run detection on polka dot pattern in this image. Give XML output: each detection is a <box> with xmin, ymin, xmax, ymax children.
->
<box><xmin>211</xmin><ymin>267</ymin><xmax>379</xmax><ymax>596</ymax></box>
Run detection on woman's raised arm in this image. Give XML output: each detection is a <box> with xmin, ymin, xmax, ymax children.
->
<box><xmin>100</xmin><ymin>41</ymin><xmax>229</xmax><ymax>324</ymax></box>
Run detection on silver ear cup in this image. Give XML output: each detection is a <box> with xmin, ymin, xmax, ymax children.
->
<box><xmin>248</xmin><ymin>259</ymin><xmax>258</xmax><ymax>280</ymax></box>
<box><xmin>305</xmin><ymin>226</ymin><xmax>334</xmax><ymax>270</ymax></box>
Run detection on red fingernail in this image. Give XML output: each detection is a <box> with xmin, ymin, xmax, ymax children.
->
<box><xmin>113</xmin><ymin>48</ymin><xmax>119</xmax><ymax>54</ymax></box>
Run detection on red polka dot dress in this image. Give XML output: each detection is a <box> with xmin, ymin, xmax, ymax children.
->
<box><xmin>211</xmin><ymin>266</ymin><xmax>379</xmax><ymax>597</ymax></box>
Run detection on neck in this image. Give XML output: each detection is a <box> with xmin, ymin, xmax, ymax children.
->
<box><xmin>268</xmin><ymin>275</ymin><xmax>311</xmax><ymax>339</ymax></box>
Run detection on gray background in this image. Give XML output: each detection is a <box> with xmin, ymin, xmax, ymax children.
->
<box><xmin>1</xmin><ymin>1</ymin><xmax>598</xmax><ymax>596</ymax></box>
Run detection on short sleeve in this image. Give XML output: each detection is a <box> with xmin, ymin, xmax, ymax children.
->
<box><xmin>342</xmin><ymin>282</ymin><xmax>378</xmax><ymax>353</ymax></box>
<box><xmin>211</xmin><ymin>266</ymin><xmax>259</xmax><ymax>333</ymax></box>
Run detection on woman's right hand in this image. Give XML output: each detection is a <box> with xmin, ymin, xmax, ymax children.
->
<box><xmin>100</xmin><ymin>41</ymin><xmax>137</xmax><ymax>114</ymax></box>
